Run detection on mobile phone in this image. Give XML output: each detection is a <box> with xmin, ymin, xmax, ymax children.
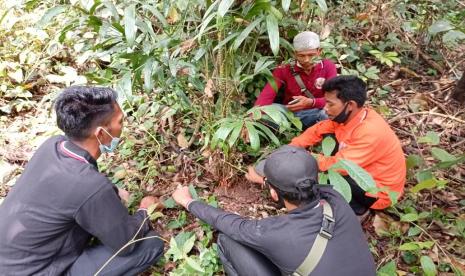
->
<box><xmin>288</xmin><ymin>98</ymin><xmax>301</xmax><ymax>105</ymax></box>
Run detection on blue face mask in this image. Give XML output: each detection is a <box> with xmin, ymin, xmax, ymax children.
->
<box><xmin>96</xmin><ymin>127</ymin><xmax>121</xmax><ymax>154</ymax></box>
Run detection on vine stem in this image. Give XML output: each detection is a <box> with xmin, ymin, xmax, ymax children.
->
<box><xmin>93</xmin><ymin>212</ymin><xmax>168</xmax><ymax>276</ymax></box>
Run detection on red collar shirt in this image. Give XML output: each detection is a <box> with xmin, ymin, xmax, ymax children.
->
<box><xmin>255</xmin><ymin>59</ymin><xmax>337</xmax><ymax>109</ymax></box>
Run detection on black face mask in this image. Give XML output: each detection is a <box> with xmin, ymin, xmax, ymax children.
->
<box><xmin>332</xmin><ymin>103</ymin><xmax>352</xmax><ymax>124</ymax></box>
<box><xmin>275</xmin><ymin>193</ymin><xmax>286</xmax><ymax>209</ymax></box>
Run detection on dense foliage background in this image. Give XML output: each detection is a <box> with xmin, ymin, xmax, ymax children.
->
<box><xmin>1</xmin><ymin>0</ymin><xmax>464</xmax><ymax>275</ymax></box>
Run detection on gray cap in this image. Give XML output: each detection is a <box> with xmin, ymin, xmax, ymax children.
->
<box><xmin>255</xmin><ymin>145</ymin><xmax>318</xmax><ymax>193</ymax></box>
<box><xmin>293</xmin><ymin>31</ymin><xmax>320</xmax><ymax>51</ymax></box>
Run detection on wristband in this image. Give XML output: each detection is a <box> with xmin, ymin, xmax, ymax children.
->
<box><xmin>186</xmin><ymin>199</ymin><xmax>197</xmax><ymax>211</ymax></box>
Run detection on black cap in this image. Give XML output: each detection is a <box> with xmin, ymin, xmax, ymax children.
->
<box><xmin>255</xmin><ymin>145</ymin><xmax>318</xmax><ymax>194</ymax></box>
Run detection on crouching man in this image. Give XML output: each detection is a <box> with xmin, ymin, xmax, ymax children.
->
<box><xmin>172</xmin><ymin>145</ymin><xmax>375</xmax><ymax>276</ymax></box>
<box><xmin>0</xmin><ymin>87</ymin><xmax>164</xmax><ymax>275</ymax></box>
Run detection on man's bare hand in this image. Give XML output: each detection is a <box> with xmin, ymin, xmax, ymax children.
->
<box><xmin>245</xmin><ymin>166</ymin><xmax>265</xmax><ymax>187</ymax></box>
<box><xmin>286</xmin><ymin>96</ymin><xmax>314</xmax><ymax>112</ymax></box>
<box><xmin>172</xmin><ymin>185</ymin><xmax>193</xmax><ymax>209</ymax></box>
<box><xmin>139</xmin><ymin>196</ymin><xmax>163</xmax><ymax>210</ymax></box>
<box><xmin>118</xmin><ymin>188</ymin><xmax>130</xmax><ymax>203</ymax></box>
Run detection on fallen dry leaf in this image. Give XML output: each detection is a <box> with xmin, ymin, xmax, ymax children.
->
<box><xmin>180</xmin><ymin>38</ymin><xmax>196</xmax><ymax>55</ymax></box>
<box><xmin>177</xmin><ymin>130</ymin><xmax>189</xmax><ymax>149</ymax></box>
<box><xmin>204</xmin><ymin>78</ymin><xmax>214</xmax><ymax>98</ymax></box>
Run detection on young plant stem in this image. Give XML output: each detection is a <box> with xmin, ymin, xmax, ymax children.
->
<box><xmin>93</xmin><ymin>214</ymin><xmax>168</xmax><ymax>276</ymax></box>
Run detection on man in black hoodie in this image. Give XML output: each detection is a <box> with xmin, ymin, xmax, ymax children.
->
<box><xmin>173</xmin><ymin>145</ymin><xmax>376</xmax><ymax>275</ymax></box>
<box><xmin>0</xmin><ymin>86</ymin><xmax>163</xmax><ymax>275</ymax></box>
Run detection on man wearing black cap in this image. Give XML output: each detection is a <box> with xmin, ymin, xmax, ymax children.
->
<box><xmin>172</xmin><ymin>145</ymin><xmax>375</xmax><ymax>276</ymax></box>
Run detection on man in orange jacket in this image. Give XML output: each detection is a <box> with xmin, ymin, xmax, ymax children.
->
<box><xmin>248</xmin><ymin>75</ymin><xmax>406</xmax><ymax>215</ymax></box>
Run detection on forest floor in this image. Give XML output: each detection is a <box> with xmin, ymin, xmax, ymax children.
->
<box><xmin>1</xmin><ymin>46</ymin><xmax>465</xmax><ymax>276</ymax></box>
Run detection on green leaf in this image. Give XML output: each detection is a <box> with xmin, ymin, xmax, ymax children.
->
<box><xmin>124</xmin><ymin>5</ymin><xmax>137</xmax><ymax>47</ymax></box>
<box><xmin>266</xmin><ymin>14</ymin><xmax>280</xmax><ymax>56</ymax></box>
<box><xmin>102</xmin><ymin>1</ymin><xmax>120</xmax><ymax>21</ymax></box>
<box><xmin>245</xmin><ymin>121</ymin><xmax>260</xmax><ymax>151</ymax></box>
<box><xmin>198</xmin><ymin>12</ymin><xmax>216</xmax><ymax>40</ymax></box>
<box><xmin>419</xmin><ymin>241</ymin><xmax>434</xmax><ymax>249</ymax></box>
<box><xmin>214</xmin><ymin>32</ymin><xmax>239</xmax><ymax>51</ymax></box>
<box><xmin>387</xmin><ymin>191</ymin><xmax>399</xmax><ymax>206</ymax></box>
<box><xmin>328</xmin><ymin>169</ymin><xmax>352</xmax><ymax>202</ymax></box>
<box><xmin>319</xmin><ymin>172</ymin><xmax>328</xmax><ymax>184</ymax></box>
<box><xmin>254</xmin><ymin>57</ymin><xmax>275</xmax><ymax>75</ymax></box>
<box><xmin>186</xmin><ymin>256</ymin><xmax>205</xmax><ymax>272</ymax></box>
<box><xmin>442</xmin><ymin>30</ymin><xmax>465</xmax><ymax>44</ymax></box>
<box><xmin>331</xmin><ymin>159</ymin><xmax>376</xmax><ymax>192</ymax></box>
<box><xmin>233</xmin><ymin>18</ymin><xmax>262</xmax><ymax>50</ymax></box>
<box><xmin>416</xmin><ymin>170</ymin><xmax>433</xmax><ymax>183</ymax></box>
<box><xmin>377</xmin><ymin>260</ymin><xmax>396</xmax><ymax>276</ymax></box>
<box><xmin>259</xmin><ymin>105</ymin><xmax>290</xmax><ymax>129</ymax></box>
<box><xmin>418</xmin><ymin>131</ymin><xmax>440</xmax><ymax>145</ymax></box>
<box><xmin>142</xmin><ymin>58</ymin><xmax>156</xmax><ymax>92</ymax></box>
<box><xmin>163</xmin><ymin>197</ymin><xmax>176</xmax><ymax>208</ymax></box>
<box><xmin>212</xmin><ymin>121</ymin><xmax>235</xmax><ymax>148</ymax></box>
<box><xmin>406</xmin><ymin>154</ymin><xmax>423</xmax><ymax>170</ymax></box>
<box><xmin>188</xmin><ymin>184</ymin><xmax>199</xmax><ymax>200</ymax></box>
<box><xmin>253</xmin><ymin>122</ymin><xmax>280</xmax><ymax>146</ymax></box>
<box><xmin>282</xmin><ymin>0</ymin><xmax>291</xmax><ymax>12</ymax></box>
<box><xmin>227</xmin><ymin>121</ymin><xmax>244</xmax><ymax>147</ymax></box>
<box><xmin>436</xmin><ymin>154</ymin><xmax>465</xmax><ymax>169</ymax></box>
<box><xmin>399</xmin><ymin>241</ymin><xmax>434</xmax><ymax>251</ymax></box>
<box><xmin>218</xmin><ymin>0</ymin><xmax>235</xmax><ymax>17</ymax></box>
<box><xmin>116</xmin><ymin>71</ymin><xmax>132</xmax><ymax>103</ymax></box>
<box><xmin>408</xmin><ymin>226</ymin><xmax>422</xmax><ymax>237</ymax></box>
<box><xmin>168</xmin><ymin>211</ymin><xmax>188</xmax><ymax>229</ymax></box>
<box><xmin>166</xmin><ymin>231</ymin><xmax>195</xmax><ymax>261</ymax></box>
<box><xmin>181</xmin><ymin>233</ymin><xmax>196</xmax><ymax>256</ymax></box>
<box><xmin>37</xmin><ymin>6</ymin><xmax>67</xmax><ymax>28</ymax></box>
<box><xmin>431</xmin><ymin>147</ymin><xmax>455</xmax><ymax>162</ymax></box>
<box><xmin>399</xmin><ymin>242</ymin><xmax>420</xmax><ymax>251</ymax></box>
<box><xmin>268</xmin><ymin>6</ymin><xmax>283</xmax><ymax>20</ymax></box>
<box><xmin>143</xmin><ymin>4</ymin><xmax>168</xmax><ymax>26</ymax></box>
<box><xmin>314</xmin><ymin>0</ymin><xmax>328</xmax><ymax>13</ymax></box>
<box><xmin>420</xmin><ymin>255</ymin><xmax>437</xmax><ymax>276</ymax></box>
<box><xmin>411</xmin><ymin>178</ymin><xmax>438</xmax><ymax>193</ymax></box>
<box><xmin>400</xmin><ymin>213</ymin><xmax>419</xmax><ymax>222</ymax></box>
<box><xmin>149</xmin><ymin>211</ymin><xmax>163</xmax><ymax>221</ymax></box>
<box><xmin>428</xmin><ymin>20</ymin><xmax>454</xmax><ymax>35</ymax></box>
<box><xmin>322</xmin><ymin>136</ymin><xmax>336</xmax><ymax>157</ymax></box>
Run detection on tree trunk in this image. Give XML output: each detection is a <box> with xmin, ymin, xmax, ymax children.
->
<box><xmin>451</xmin><ymin>74</ymin><xmax>465</xmax><ymax>103</ymax></box>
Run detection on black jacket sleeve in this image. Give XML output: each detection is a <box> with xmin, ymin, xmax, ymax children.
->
<box><xmin>74</xmin><ymin>183</ymin><xmax>150</xmax><ymax>255</ymax></box>
<box><xmin>188</xmin><ymin>201</ymin><xmax>267</xmax><ymax>252</ymax></box>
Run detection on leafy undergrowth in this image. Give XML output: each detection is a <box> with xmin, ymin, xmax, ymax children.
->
<box><xmin>1</xmin><ymin>1</ymin><xmax>465</xmax><ymax>275</ymax></box>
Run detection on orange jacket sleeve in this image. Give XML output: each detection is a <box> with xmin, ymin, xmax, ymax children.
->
<box><xmin>290</xmin><ymin>120</ymin><xmax>337</xmax><ymax>148</ymax></box>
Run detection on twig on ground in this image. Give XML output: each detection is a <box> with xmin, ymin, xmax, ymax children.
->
<box><xmin>452</xmin><ymin>139</ymin><xmax>465</xmax><ymax>148</ymax></box>
<box><xmin>418</xmin><ymin>51</ymin><xmax>445</xmax><ymax>75</ymax></box>
<box><xmin>187</xmin><ymin>111</ymin><xmax>202</xmax><ymax>148</ymax></box>
<box><xmin>425</xmin><ymin>95</ymin><xmax>449</xmax><ymax>114</ymax></box>
<box><xmin>389</xmin><ymin>111</ymin><xmax>465</xmax><ymax>124</ymax></box>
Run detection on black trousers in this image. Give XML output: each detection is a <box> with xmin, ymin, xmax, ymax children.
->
<box><xmin>66</xmin><ymin>231</ymin><xmax>163</xmax><ymax>276</ymax></box>
<box><xmin>217</xmin><ymin>234</ymin><xmax>281</xmax><ymax>276</ymax></box>
<box><xmin>344</xmin><ymin>176</ymin><xmax>377</xmax><ymax>215</ymax></box>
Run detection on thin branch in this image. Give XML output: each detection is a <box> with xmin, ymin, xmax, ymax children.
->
<box><xmin>94</xmin><ymin>235</ymin><xmax>167</xmax><ymax>276</ymax></box>
<box><xmin>389</xmin><ymin>111</ymin><xmax>465</xmax><ymax>124</ymax></box>
<box><xmin>94</xmin><ymin>212</ymin><xmax>167</xmax><ymax>275</ymax></box>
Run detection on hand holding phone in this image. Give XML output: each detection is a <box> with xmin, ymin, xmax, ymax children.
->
<box><xmin>288</xmin><ymin>98</ymin><xmax>301</xmax><ymax>105</ymax></box>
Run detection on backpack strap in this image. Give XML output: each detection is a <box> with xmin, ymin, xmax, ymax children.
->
<box><xmin>289</xmin><ymin>61</ymin><xmax>314</xmax><ymax>99</ymax></box>
<box><xmin>292</xmin><ymin>200</ymin><xmax>335</xmax><ymax>276</ymax></box>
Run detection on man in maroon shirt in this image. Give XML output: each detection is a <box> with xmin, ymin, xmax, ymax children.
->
<box><xmin>255</xmin><ymin>31</ymin><xmax>337</xmax><ymax>128</ymax></box>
